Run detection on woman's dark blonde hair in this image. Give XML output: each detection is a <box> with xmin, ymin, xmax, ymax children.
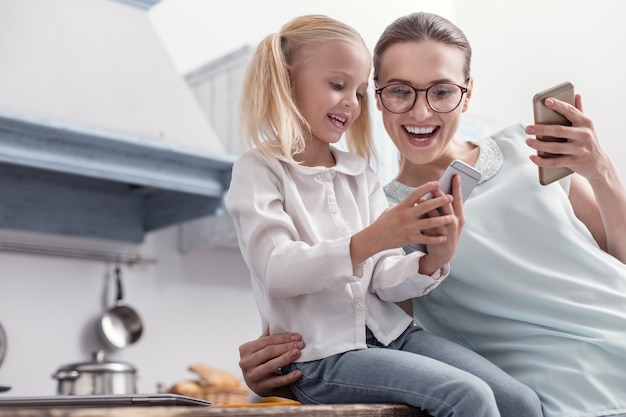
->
<box><xmin>373</xmin><ymin>12</ymin><xmax>472</xmax><ymax>84</ymax></box>
<box><xmin>240</xmin><ymin>14</ymin><xmax>374</xmax><ymax>163</ymax></box>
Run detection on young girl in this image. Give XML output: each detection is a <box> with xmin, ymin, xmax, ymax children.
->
<box><xmin>225</xmin><ymin>14</ymin><xmax>541</xmax><ymax>417</ymax></box>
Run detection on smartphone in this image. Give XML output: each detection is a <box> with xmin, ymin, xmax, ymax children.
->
<box><xmin>532</xmin><ymin>81</ymin><xmax>575</xmax><ymax>185</ymax></box>
<box><xmin>407</xmin><ymin>159</ymin><xmax>481</xmax><ymax>253</ymax></box>
<box><xmin>437</xmin><ymin>159</ymin><xmax>481</xmax><ymax>202</ymax></box>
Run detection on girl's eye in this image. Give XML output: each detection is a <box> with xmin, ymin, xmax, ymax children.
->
<box><xmin>331</xmin><ymin>82</ymin><xmax>344</xmax><ymax>91</ymax></box>
<box><xmin>356</xmin><ymin>91</ymin><xmax>364</xmax><ymax>101</ymax></box>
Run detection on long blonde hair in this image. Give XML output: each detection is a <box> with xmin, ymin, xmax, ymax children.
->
<box><xmin>240</xmin><ymin>14</ymin><xmax>374</xmax><ymax>163</ymax></box>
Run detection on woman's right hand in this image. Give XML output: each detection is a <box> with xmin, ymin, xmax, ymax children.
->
<box><xmin>238</xmin><ymin>331</ymin><xmax>304</xmax><ymax>399</ymax></box>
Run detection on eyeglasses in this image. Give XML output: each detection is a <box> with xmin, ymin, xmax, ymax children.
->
<box><xmin>375</xmin><ymin>83</ymin><xmax>469</xmax><ymax>114</ymax></box>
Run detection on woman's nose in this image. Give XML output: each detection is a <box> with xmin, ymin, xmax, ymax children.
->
<box><xmin>408</xmin><ymin>93</ymin><xmax>431</xmax><ymax>118</ymax></box>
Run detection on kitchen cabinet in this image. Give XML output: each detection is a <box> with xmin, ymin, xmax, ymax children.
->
<box><xmin>0</xmin><ymin>111</ymin><xmax>234</xmax><ymax>243</ymax></box>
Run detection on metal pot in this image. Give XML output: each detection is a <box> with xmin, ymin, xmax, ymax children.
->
<box><xmin>52</xmin><ymin>350</ymin><xmax>137</xmax><ymax>395</ymax></box>
<box><xmin>99</xmin><ymin>267</ymin><xmax>144</xmax><ymax>349</ymax></box>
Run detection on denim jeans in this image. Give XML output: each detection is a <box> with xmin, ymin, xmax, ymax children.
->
<box><xmin>283</xmin><ymin>326</ymin><xmax>542</xmax><ymax>417</ymax></box>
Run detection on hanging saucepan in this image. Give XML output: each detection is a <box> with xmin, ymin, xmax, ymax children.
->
<box><xmin>99</xmin><ymin>267</ymin><xmax>143</xmax><ymax>349</ymax></box>
<box><xmin>0</xmin><ymin>321</ymin><xmax>9</xmax><ymax>393</ymax></box>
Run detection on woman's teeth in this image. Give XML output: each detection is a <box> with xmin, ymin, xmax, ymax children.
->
<box><xmin>405</xmin><ymin>126</ymin><xmax>435</xmax><ymax>135</ymax></box>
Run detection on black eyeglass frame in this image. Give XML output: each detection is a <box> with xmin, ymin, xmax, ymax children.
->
<box><xmin>375</xmin><ymin>83</ymin><xmax>469</xmax><ymax>114</ymax></box>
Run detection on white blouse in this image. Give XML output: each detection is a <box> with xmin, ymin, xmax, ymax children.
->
<box><xmin>226</xmin><ymin>147</ymin><xmax>447</xmax><ymax>362</ymax></box>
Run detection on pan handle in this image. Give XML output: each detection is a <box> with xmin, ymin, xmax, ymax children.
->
<box><xmin>115</xmin><ymin>266</ymin><xmax>124</xmax><ymax>302</ymax></box>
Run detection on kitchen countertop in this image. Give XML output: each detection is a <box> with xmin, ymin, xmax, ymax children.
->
<box><xmin>0</xmin><ymin>404</ymin><xmax>431</xmax><ymax>417</ymax></box>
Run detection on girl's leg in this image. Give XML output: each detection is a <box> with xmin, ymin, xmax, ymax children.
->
<box><xmin>393</xmin><ymin>326</ymin><xmax>543</xmax><ymax>417</ymax></box>
<box><xmin>284</xmin><ymin>346</ymin><xmax>500</xmax><ymax>417</ymax></box>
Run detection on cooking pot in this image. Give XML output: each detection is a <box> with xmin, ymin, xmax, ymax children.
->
<box><xmin>52</xmin><ymin>350</ymin><xmax>137</xmax><ymax>395</ymax></box>
<box><xmin>99</xmin><ymin>267</ymin><xmax>143</xmax><ymax>349</ymax></box>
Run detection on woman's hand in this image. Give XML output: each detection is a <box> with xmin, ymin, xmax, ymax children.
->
<box><xmin>526</xmin><ymin>95</ymin><xmax>626</xmax><ymax>262</ymax></box>
<box><xmin>238</xmin><ymin>331</ymin><xmax>303</xmax><ymax>399</ymax></box>
<box><xmin>525</xmin><ymin>95</ymin><xmax>610</xmax><ymax>182</ymax></box>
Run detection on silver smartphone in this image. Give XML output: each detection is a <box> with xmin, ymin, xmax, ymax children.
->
<box><xmin>437</xmin><ymin>159</ymin><xmax>481</xmax><ymax>202</ymax></box>
<box><xmin>532</xmin><ymin>81</ymin><xmax>575</xmax><ymax>185</ymax></box>
<box><xmin>407</xmin><ymin>159</ymin><xmax>481</xmax><ymax>253</ymax></box>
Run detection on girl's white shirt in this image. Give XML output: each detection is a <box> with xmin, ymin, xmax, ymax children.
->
<box><xmin>225</xmin><ymin>146</ymin><xmax>447</xmax><ymax>362</ymax></box>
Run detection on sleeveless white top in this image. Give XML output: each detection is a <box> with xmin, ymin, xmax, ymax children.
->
<box><xmin>384</xmin><ymin>124</ymin><xmax>626</xmax><ymax>417</ymax></box>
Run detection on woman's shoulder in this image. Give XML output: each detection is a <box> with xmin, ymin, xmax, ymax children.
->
<box><xmin>383</xmin><ymin>180</ymin><xmax>412</xmax><ymax>205</ymax></box>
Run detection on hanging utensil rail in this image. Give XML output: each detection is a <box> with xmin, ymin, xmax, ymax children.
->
<box><xmin>0</xmin><ymin>241</ymin><xmax>156</xmax><ymax>265</ymax></box>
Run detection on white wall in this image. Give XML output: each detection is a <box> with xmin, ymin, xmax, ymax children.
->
<box><xmin>0</xmin><ymin>227</ymin><xmax>259</xmax><ymax>396</ymax></box>
<box><xmin>457</xmin><ymin>0</ymin><xmax>626</xmax><ymax>182</ymax></box>
<box><xmin>0</xmin><ymin>0</ymin><xmax>223</xmax><ymax>154</ymax></box>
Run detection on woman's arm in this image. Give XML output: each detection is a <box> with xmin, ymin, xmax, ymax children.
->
<box><xmin>238</xmin><ymin>331</ymin><xmax>303</xmax><ymax>399</ymax></box>
<box><xmin>525</xmin><ymin>95</ymin><xmax>626</xmax><ymax>262</ymax></box>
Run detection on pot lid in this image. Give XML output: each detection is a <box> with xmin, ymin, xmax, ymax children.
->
<box><xmin>57</xmin><ymin>350</ymin><xmax>136</xmax><ymax>373</ymax></box>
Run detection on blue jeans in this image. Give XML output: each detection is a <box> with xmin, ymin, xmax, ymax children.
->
<box><xmin>283</xmin><ymin>326</ymin><xmax>542</xmax><ymax>417</ymax></box>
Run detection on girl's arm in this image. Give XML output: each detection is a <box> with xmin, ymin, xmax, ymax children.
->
<box><xmin>350</xmin><ymin>180</ymin><xmax>455</xmax><ymax>274</ymax></box>
<box><xmin>526</xmin><ymin>95</ymin><xmax>626</xmax><ymax>262</ymax></box>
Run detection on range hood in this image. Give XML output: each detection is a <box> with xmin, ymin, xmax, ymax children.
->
<box><xmin>0</xmin><ymin>0</ymin><xmax>234</xmax><ymax>242</ymax></box>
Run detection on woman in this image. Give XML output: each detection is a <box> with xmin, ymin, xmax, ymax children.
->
<box><xmin>238</xmin><ymin>12</ymin><xmax>626</xmax><ymax>417</ymax></box>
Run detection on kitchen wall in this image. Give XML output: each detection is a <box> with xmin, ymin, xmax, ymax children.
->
<box><xmin>0</xmin><ymin>0</ymin><xmax>253</xmax><ymax>396</ymax></box>
<box><xmin>0</xmin><ymin>226</ymin><xmax>259</xmax><ymax>396</ymax></box>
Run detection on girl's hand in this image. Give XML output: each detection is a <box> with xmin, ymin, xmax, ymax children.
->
<box><xmin>378</xmin><ymin>181</ymin><xmax>455</xmax><ymax>250</ymax></box>
<box><xmin>350</xmin><ymin>181</ymin><xmax>455</xmax><ymax>267</ymax></box>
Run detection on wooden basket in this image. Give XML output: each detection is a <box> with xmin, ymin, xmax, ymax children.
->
<box><xmin>171</xmin><ymin>384</ymin><xmax>250</xmax><ymax>406</ymax></box>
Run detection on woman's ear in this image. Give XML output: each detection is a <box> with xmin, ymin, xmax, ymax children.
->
<box><xmin>461</xmin><ymin>78</ymin><xmax>474</xmax><ymax>113</ymax></box>
<box><xmin>374</xmin><ymin>87</ymin><xmax>383</xmax><ymax>111</ymax></box>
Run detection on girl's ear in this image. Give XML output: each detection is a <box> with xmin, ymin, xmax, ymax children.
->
<box><xmin>286</xmin><ymin>64</ymin><xmax>293</xmax><ymax>75</ymax></box>
<box><xmin>461</xmin><ymin>78</ymin><xmax>474</xmax><ymax>113</ymax></box>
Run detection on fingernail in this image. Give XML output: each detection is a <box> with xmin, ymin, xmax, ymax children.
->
<box><xmin>545</xmin><ymin>98</ymin><xmax>555</xmax><ymax>107</ymax></box>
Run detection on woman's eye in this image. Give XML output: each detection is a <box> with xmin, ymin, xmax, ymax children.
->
<box><xmin>390</xmin><ymin>86</ymin><xmax>411</xmax><ymax>97</ymax></box>
<box><xmin>431</xmin><ymin>86</ymin><xmax>453</xmax><ymax>97</ymax></box>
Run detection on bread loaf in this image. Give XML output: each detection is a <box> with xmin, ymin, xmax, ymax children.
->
<box><xmin>188</xmin><ymin>363</ymin><xmax>242</xmax><ymax>388</ymax></box>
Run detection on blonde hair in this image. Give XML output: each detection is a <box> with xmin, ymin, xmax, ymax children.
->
<box><xmin>240</xmin><ymin>14</ymin><xmax>375</xmax><ymax>163</ymax></box>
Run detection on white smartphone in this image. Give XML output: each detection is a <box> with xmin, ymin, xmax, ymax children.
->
<box><xmin>408</xmin><ymin>159</ymin><xmax>481</xmax><ymax>253</ymax></box>
<box><xmin>532</xmin><ymin>81</ymin><xmax>575</xmax><ymax>185</ymax></box>
<box><xmin>437</xmin><ymin>159</ymin><xmax>481</xmax><ymax>202</ymax></box>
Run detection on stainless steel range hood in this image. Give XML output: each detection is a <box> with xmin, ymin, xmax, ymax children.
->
<box><xmin>0</xmin><ymin>0</ymin><xmax>234</xmax><ymax>242</ymax></box>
